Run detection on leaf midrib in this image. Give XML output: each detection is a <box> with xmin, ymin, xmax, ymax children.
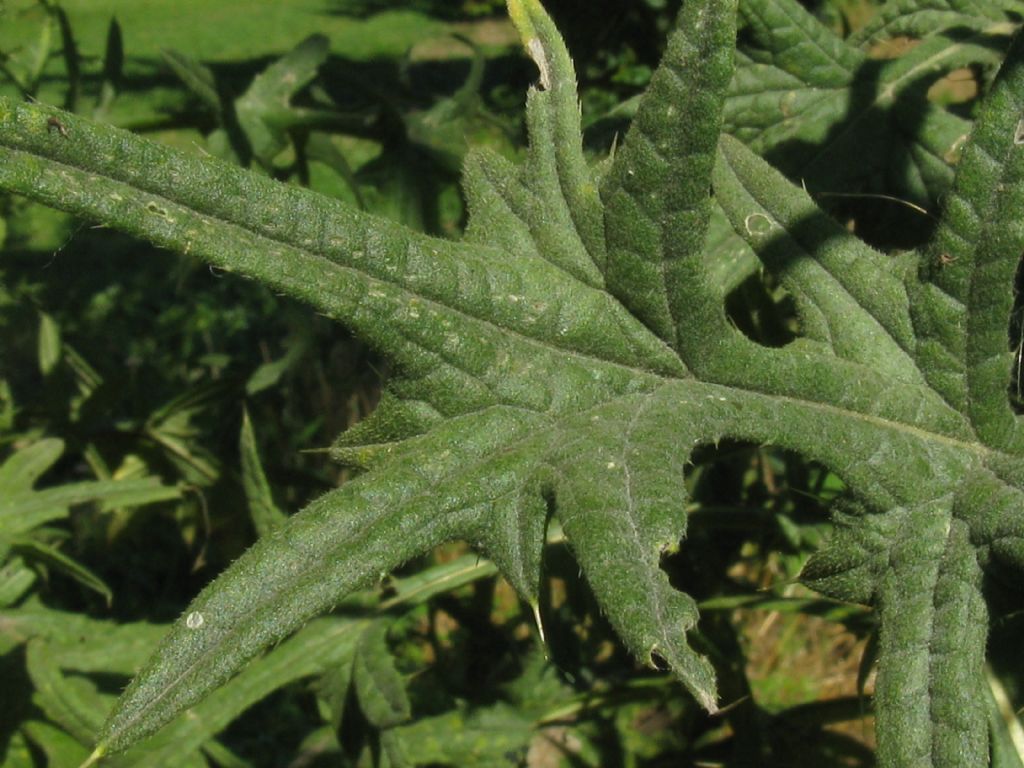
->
<box><xmin>101</xmin><ymin>404</ymin><xmax>545</xmax><ymax>748</ymax></box>
<box><xmin>0</xmin><ymin>144</ymin><xmax>684</xmax><ymax>394</ymax></box>
<box><xmin>2</xmin><ymin>133</ymin><xmax>997</xmax><ymax>464</ymax></box>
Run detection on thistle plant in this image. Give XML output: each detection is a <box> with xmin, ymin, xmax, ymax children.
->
<box><xmin>1</xmin><ymin>0</ymin><xmax>1023</xmax><ymax>765</ymax></box>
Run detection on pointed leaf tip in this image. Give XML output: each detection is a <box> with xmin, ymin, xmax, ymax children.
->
<box><xmin>506</xmin><ymin>0</ymin><xmax>564</xmax><ymax>92</ymax></box>
<box><xmin>506</xmin><ymin>0</ymin><xmax>540</xmax><ymax>46</ymax></box>
<box><xmin>530</xmin><ymin>601</ymin><xmax>546</xmax><ymax>645</ymax></box>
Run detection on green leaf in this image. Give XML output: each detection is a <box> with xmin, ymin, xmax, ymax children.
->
<box><xmin>21</xmin><ymin>720</ymin><xmax>91</xmax><ymax>768</ymax></box>
<box><xmin>4</xmin><ymin>1</ymin><xmax>1024</xmax><ymax>766</ymax></box>
<box><xmin>86</xmin><ymin>408</ymin><xmax>541</xmax><ymax>753</ymax></box>
<box><xmin>0</xmin><ymin>439</ymin><xmax>179</xmax><ymax>537</ymax></box>
<box><xmin>876</xmin><ymin>498</ymin><xmax>987</xmax><ymax>765</ymax></box>
<box><xmin>384</xmin><ymin>702</ymin><xmax>533</xmax><ymax>767</ymax></box>
<box><xmin>987</xmin><ymin>669</ymin><xmax>1024</xmax><ymax>768</ymax></box>
<box><xmin>160</xmin><ymin>48</ymin><xmax>220</xmax><ymax>115</ymax></box>
<box><xmin>1</xmin><ymin>732</ymin><xmax>37</xmax><ymax>768</ymax></box>
<box><xmin>0</xmin><ymin>8</ymin><xmax>54</xmax><ymax>96</ymax></box>
<box><xmin>713</xmin><ymin>133</ymin><xmax>920</xmax><ymax>381</ymax></box>
<box><xmin>244</xmin><ymin>335</ymin><xmax>307</xmax><ymax>396</ymax></box>
<box><xmin>0</xmin><ymin>478</ymin><xmax>181</xmax><ymax>537</ymax></box>
<box><xmin>849</xmin><ymin>0</ymin><xmax>1018</xmax><ymax>47</ymax></box>
<box><xmin>380</xmin><ymin>553</ymin><xmax>499</xmax><ymax>610</ymax></box>
<box><xmin>917</xmin><ymin>27</ymin><xmax>1024</xmax><ymax>451</ymax></box>
<box><xmin>3</xmin><ymin>609</ymin><xmax>169</xmax><ymax>678</ymax></box>
<box><xmin>0</xmin><ymin>556</ymin><xmax>37</xmax><ymax>608</ymax></box>
<box><xmin>121</xmin><ymin>617</ymin><xmax>366</xmax><ymax>767</ymax></box>
<box><xmin>505</xmin><ymin>0</ymin><xmax>606</xmax><ymax>276</ymax></box>
<box><xmin>353</xmin><ymin>619</ymin><xmax>411</xmax><ymax>730</ymax></box>
<box><xmin>95</xmin><ymin>17</ymin><xmax>123</xmax><ymax>118</ymax></box>
<box><xmin>235</xmin><ymin>34</ymin><xmax>329</xmax><ymax>165</ymax></box>
<box><xmin>601</xmin><ymin>0</ymin><xmax>737</xmax><ymax>351</ymax></box>
<box><xmin>27</xmin><ymin>639</ymin><xmax>109</xmax><ymax>745</ymax></box>
<box><xmin>19</xmin><ymin>609</ymin><xmax>367</xmax><ymax>768</ymax></box>
<box><xmin>727</xmin><ymin>0</ymin><xmax>1006</xmax><ymax>205</ymax></box>
<box><xmin>54</xmin><ymin>8</ymin><xmax>81</xmax><ymax>114</ymax></box>
<box><xmin>0</xmin><ymin>438</ymin><xmax>64</xmax><ymax>496</ymax></box>
<box><xmin>37</xmin><ymin>310</ymin><xmax>62</xmax><ymax>377</ymax></box>
<box><xmin>144</xmin><ymin>383</ymin><xmax>226</xmax><ymax>484</ymax></box>
<box><xmin>239</xmin><ymin>406</ymin><xmax>287</xmax><ymax>537</ymax></box>
<box><xmin>9</xmin><ymin>537</ymin><xmax>112</xmax><ymax>606</ymax></box>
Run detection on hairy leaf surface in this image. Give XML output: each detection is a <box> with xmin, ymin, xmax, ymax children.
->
<box><xmin>728</xmin><ymin>0</ymin><xmax>1017</xmax><ymax>204</ymax></box>
<box><xmin>2</xmin><ymin>0</ymin><xmax>1024</xmax><ymax>766</ymax></box>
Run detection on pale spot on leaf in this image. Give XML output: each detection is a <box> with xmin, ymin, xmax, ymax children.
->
<box><xmin>527</xmin><ymin>38</ymin><xmax>551</xmax><ymax>91</ymax></box>
<box><xmin>744</xmin><ymin>212</ymin><xmax>774</xmax><ymax>236</ymax></box>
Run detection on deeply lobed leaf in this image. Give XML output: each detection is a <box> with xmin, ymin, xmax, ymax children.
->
<box><xmin>2</xmin><ymin>1</ymin><xmax>1024</xmax><ymax>766</ymax></box>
